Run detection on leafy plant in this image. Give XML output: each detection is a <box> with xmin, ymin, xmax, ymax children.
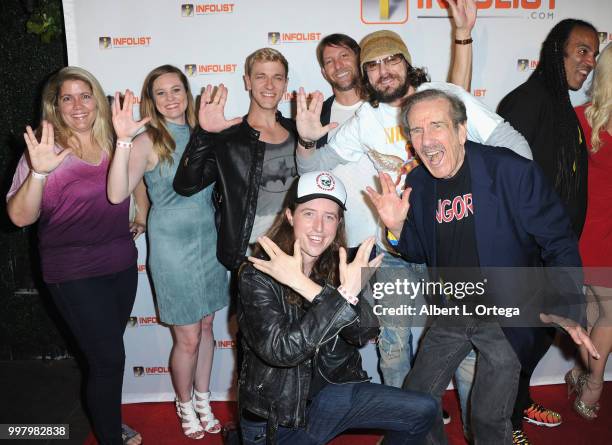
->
<box><xmin>26</xmin><ymin>0</ymin><xmax>63</xmax><ymax>43</ymax></box>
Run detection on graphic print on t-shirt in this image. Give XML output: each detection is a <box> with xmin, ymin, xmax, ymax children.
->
<box><xmin>436</xmin><ymin>193</ymin><xmax>474</xmax><ymax>223</ymax></box>
<box><xmin>366</xmin><ymin>140</ymin><xmax>419</xmax><ymax>186</ymax></box>
<box><xmin>435</xmin><ymin>158</ymin><xmax>479</xmax><ymax>270</ymax></box>
<box><xmin>249</xmin><ymin>135</ymin><xmax>298</xmax><ymax>244</ymax></box>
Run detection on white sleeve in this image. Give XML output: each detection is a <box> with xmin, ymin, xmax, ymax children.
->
<box><xmin>419</xmin><ymin>82</ymin><xmax>502</xmax><ymax>143</ymax></box>
<box><xmin>325</xmin><ymin>111</ymin><xmax>366</xmax><ymax>163</ymax></box>
<box><xmin>484</xmin><ymin>121</ymin><xmax>533</xmax><ymax>160</ymax></box>
<box><xmin>418</xmin><ymin>82</ymin><xmax>533</xmax><ymax>160</ymax></box>
<box><xmin>296</xmin><ymin>145</ymin><xmax>350</xmax><ymax>174</ymax></box>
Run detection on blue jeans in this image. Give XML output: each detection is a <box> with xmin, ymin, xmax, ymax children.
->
<box><xmin>240</xmin><ymin>382</ymin><xmax>437</xmax><ymax>445</ymax></box>
<box><xmin>454</xmin><ymin>349</ymin><xmax>476</xmax><ymax>439</ymax></box>
<box><xmin>403</xmin><ymin>316</ymin><xmax>520</xmax><ymax>445</ymax></box>
<box><xmin>378</xmin><ymin>326</ymin><xmax>413</xmax><ymax>388</ymax></box>
<box><xmin>375</xmin><ymin>253</ymin><xmax>427</xmax><ymax>387</ymax></box>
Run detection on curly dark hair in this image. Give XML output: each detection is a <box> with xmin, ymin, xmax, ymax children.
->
<box><xmin>531</xmin><ymin>18</ymin><xmax>597</xmax><ymax>200</ymax></box>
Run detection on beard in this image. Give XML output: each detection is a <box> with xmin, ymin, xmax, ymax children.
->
<box><xmin>329</xmin><ymin>73</ymin><xmax>358</xmax><ymax>93</ymax></box>
<box><xmin>370</xmin><ymin>74</ymin><xmax>410</xmax><ymax>103</ymax></box>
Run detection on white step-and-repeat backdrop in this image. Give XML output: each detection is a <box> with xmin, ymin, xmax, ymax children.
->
<box><xmin>62</xmin><ymin>0</ymin><xmax>612</xmax><ymax>403</ymax></box>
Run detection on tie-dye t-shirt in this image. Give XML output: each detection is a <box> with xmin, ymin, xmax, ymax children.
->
<box><xmin>7</xmin><ymin>148</ymin><xmax>137</xmax><ymax>283</ymax></box>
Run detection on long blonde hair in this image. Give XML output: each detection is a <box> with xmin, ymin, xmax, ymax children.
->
<box><xmin>585</xmin><ymin>43</ymin><xmax>612</xmax><ymax>152</ymax></box>
<box><xmin>139</xmin><ymin>65</ymin><xmax>196</xmax><ymax>164</ymax></box>
<box><xmin>41</xmin><ymin>66</ymin><xmax>113</xmax><ymax>155</ymax></box>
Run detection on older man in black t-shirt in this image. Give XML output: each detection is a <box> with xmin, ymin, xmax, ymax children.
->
<box><xmin>367</xmin><ymin>88</ymin><xmax>598</xmax><ymax>444</ymax></box>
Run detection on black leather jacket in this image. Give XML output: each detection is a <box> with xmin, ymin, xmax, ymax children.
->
<box><xmin>173</xmin><ymin>114</ymin><xmax>296</xmax><ymax>269</ymax></box>
<box><xmin>237</xmin><ymin>264</ymin><xmax>379</xmax><ymax>443</ymax></box>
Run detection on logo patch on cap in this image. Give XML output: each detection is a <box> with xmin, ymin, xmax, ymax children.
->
<box><xmin>316</xmin><ymin>172</ymin><xmax>336</xmax><ymax>192</ymax></box>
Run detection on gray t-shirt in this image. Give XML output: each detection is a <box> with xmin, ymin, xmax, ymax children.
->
<box><xmin>249</xmin><ymin>134</ymin><xmax>297</xmax><ymax>245</ymax></box>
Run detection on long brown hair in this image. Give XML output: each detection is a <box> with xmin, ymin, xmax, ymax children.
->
<box><xmin>139</xmin><ymin>65</ymin><xmax>196</xmax><ymax>164</ymax></box>
<box><xmin>249</xmin><ymin>182</ymin><xmax>347</xmax><ymax>306</ymax></box>
<box><xmin>40</xmin><ymin>66</ymin><xmax>113</xmax><ymax>155</ymax></box>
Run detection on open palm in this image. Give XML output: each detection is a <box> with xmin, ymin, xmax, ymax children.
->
<box><xmin>23</xmin><ymin>121</ymin><xmax>71</xmax><ymax>175</ymax></box>
<box><xmin>112</xmin><ymin>90</ymin><xmax>150</xmax><ymax>140</ymax></box>
<box><xmin>197</xmin><ymin>84</ymin><xmax>242</xmax><ymax>133</ymax></box>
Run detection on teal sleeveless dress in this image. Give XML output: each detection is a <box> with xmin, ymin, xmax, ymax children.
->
<box><xmin>144</xmin><ymin>122</ymin><xmax>228</xmax><ymax>325</ymax></box>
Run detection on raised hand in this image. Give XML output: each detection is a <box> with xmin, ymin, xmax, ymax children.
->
<box><xmin>540</xmin><ymin>313</ymin><xmax>600</xmax><ymax>359</ymax></box>
<box><xmin>198</xmin><ymin>84</ymin><xmax>242</xmax><ymax>133</ymax></box>
<box><xmin>447</xmin><ymin>0</ymin><xmax>477</xmax><ymax>38</ymax></box>
<box><xmin>248</xmin><ymin>237</ymin><xmax>304</xmax><ymax>289</ymax></box>
<box><xmin>366</xmin><ymin>172</ymin><xmax>411</xmax><ymax>238</ymax></box>
<box><xmin>295</xmin><ymin>88</ymin><xmax>337</xmax><ymax>143</ymax></box>
<box><xmin>339</xmin><ymin>237</ymin><xmax>384</xmax><ymax>298</ymax></box>
<box><xmin>23</xmin><ymin>121</ymin><xmax>71</xmax><ymax>175</ymax></box>
<box><xmin>112</xmin><ymin>90</ymin><xmax>151</xmax><ymax>140</ymax></box>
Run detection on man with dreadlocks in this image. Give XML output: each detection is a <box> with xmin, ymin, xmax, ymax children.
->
<box><xmin>498</xmin><ymin>18</ymin><xmax>600</xmax><ymax>444</ymax></box>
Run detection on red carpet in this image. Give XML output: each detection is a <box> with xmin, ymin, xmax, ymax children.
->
<box><xmin>85</xmin><ymin>383</ymin><xmax>612</xmax><ymax>444</ymax></box>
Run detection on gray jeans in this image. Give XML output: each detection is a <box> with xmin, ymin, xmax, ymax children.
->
<box><xmin>403</xmin><ymin>315</ymin><xmax>520</xmax><ymax>445</ymax></box>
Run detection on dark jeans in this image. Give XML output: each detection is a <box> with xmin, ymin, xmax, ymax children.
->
<box><xmin>48</xmin><ymin>265</ymin><xmax>137</xmax><ymax>445</ymax></box>
<box><xmin>403</xmin><ymin>316</ymin><xmax>521</xmax><ymax>445</ymax></box>
<box><xmin>240</xmin><ymin>382</ymin><xmax>437</xmax><ymax>445</ymax></box>
<box><xmin>510</xmin><ymin>327</ymin><xmax>556</xmax><ymax>429</ymax></box>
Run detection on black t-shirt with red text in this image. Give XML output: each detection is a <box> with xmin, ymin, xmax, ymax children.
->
<box><xmin>435</xmin><ymin>157</ymin><xmax>480</xmax><ymax>272</ymax></box>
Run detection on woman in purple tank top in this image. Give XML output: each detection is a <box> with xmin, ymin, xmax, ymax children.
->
<box><xmin>6</xmin><ymin>67</ymin><xmax>143</xmax><ymax>445</ymax></box>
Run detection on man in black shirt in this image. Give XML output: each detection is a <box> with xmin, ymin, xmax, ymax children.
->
<box><xmin>367</xmin><ymin>88</ymin><xmax>598</xmax><ymax>444</ymax></box>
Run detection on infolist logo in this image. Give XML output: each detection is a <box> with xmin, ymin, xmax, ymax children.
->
<box><xmin>216</xmin><ymin>339</ymin><xmax>236</xmax><ymax>349</ymax></box>
<box><xmin>185</xmin><ymin>63</ymin><xmax>238</xmax><ymax>76</ymax></box>
<box><xmin>361</xmin><ymin>0</ymin><xmax>409</xmax><ymax>24</ymax></box>
<box><xmin>181</xmin><ymin>3</ymin><xmax>194</xmax><ymax>16</ymax></box>
<box><xmin>267</xmin><ymin>32</ymin><xmax>321</xmax><ymax>45</ymax></box>
<box><xmin>416</xmin><ymin>0</ymin><xmax>555</xmax><ymax>20</ymax></box>
<box><xmin>133</xmin><ymin>366</ymin><xmax>171</xmax><ymax>376</ymax></box>
<box><xmin>182</xmin><ymin>3</ymin><xmax>235</xmax><ymax>15</ymax></box>
<box><xmin>517</xmin><ymin>59</ymin><xmax>538</xmax><ymax>71</ymax></box>
<box><xmin>99</xmin><ymin>37</ymin><xmax>112</xmax><ymax>49</ymax></box>
<box><xmin>99</xmin><ymin>36</ymin><xmax>152</xmax><ymax>49</ymax></box>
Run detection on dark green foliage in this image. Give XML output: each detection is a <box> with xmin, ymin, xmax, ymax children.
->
<box><xmin>26</xmin><ymin>0</ymin><xmax>63</xmax><ymax>43</ymax></box>
<box><xmin>1</xmin><ymin>0</ymin><xmax>69</xmax><ymax>359</ymax></box>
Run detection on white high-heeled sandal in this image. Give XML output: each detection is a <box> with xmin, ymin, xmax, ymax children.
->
<box><xmin>192</xmin><ymin>389</ymin><xmax>222</xmax><ymax>434</ymax></box>
<box><xmin>175</xmin><ymin>398</ymin><xmax>205</xmax><ymax>439</ymax></box>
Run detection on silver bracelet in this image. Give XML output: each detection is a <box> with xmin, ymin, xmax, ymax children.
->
<box><xmin>337</xmin><ymin>285</ymin><xmax>359</xmax><ymax>305</ymax></box>
<box><xmin>31</xmin><ymin>170</ymin><xmax>49</xmax><ymax>180</ymax></box>
<box><xmin>116</xmin><ymin>139</ymin><xmax>133</xmax><ymax>149</ymax></box>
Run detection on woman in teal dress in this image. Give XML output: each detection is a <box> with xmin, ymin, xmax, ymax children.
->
<box><xmin>107</xmin><ymin>65</ymin><xmax>228</xmax><ymax>440</ymax></box>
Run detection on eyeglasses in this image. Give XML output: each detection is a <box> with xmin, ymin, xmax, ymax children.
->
<box><xmin>363</xmin><ymin>54</ymin><xmax>404</xmax><ymax>72</ymax></box>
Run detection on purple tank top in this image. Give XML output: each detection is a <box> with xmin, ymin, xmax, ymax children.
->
<box><xmin>8</xmin><ymin>150</ymin><xmax>137</xmax><ymax>283</ymax></box>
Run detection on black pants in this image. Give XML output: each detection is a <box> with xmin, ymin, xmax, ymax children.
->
<box><xmin>48</xmin><ymin>265</ymin><xmax>137</xmax><ymax>445</ymax></box>
<box><xmin>510</xmin><ymin>326</ymin><xmax>556</xmax><ymax>429</ymax></box>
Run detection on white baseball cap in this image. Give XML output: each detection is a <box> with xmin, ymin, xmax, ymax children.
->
<box><xmin>295</xmin><ymin>171</ymin><xmax>347</xmax><ymax>210</ymax></box>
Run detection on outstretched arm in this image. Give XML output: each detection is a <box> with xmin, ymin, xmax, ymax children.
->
<box><xmin>447</xmin><ymin>0</ymin><xmax>477</xmax><ymax>91</ymax></box>
<box><xmin>7</xmin><ymin>121</ymin><xmax>72</xmax><ymax>227</ymax></box>
<box><xmin>107</xmin><ymin>90</ymin><xmax>152</xmax><ymax>204</ymax></box>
